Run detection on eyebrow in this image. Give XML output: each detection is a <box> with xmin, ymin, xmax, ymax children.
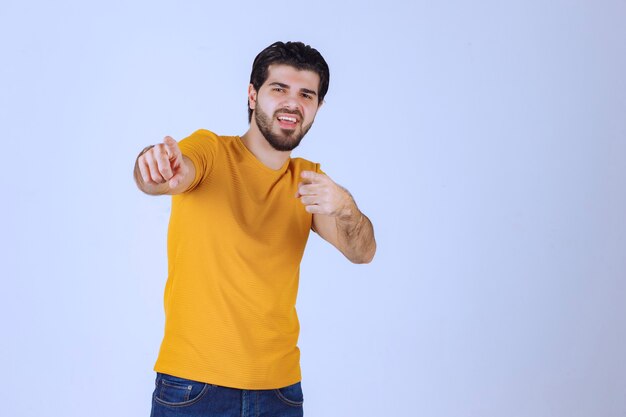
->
<box><xmin>269</xmin><ymin>82</ymin><xmax>318</xmax><ymax>96</ymax></box>
<box><xmin>300</xmin><ymin>88</ymin><xmax>318</xmax><ymax>96</ymax></box>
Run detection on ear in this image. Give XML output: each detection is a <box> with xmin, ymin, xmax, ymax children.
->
<box><xmin>248</xmin><ymin>84</ymin><xmax>258</xmax><ymax>110</ymax></box>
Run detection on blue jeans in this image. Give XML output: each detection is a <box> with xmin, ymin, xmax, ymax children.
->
<box><xmin>150</xmin><ymin>372</ymin><xmax>304</xmax><ymax>417</ymax></box>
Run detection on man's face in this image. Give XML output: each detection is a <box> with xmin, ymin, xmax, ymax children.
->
<box><xmin>249</xmin><ymin>64</ymin><xmax>322</xmax><ymax>151</ymax></box>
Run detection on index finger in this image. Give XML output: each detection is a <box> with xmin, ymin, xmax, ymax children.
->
<box><xmin>300</xmin><ymin>170</ymin><xmax>325</xmax><ymax>182</ymax></box>
<box><xmin>163</xmin><ymin>136</ymin><xmax>180</xmax><ymax>158</ymax></box>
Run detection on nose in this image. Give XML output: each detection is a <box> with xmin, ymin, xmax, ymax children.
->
<box><xmin>280</xmin><ymin>92</ymin><xmax>303</xmax><ymax>111</ymax></box>
<box><xmin>281</xmin><ymin>99</ymin><xmax>298</xmax><ymax>111</ymax></box>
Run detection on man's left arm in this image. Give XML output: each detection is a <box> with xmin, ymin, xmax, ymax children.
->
<box><xmin>296</xmin><ymin>171</ymin><xmax>376</xmax><ymax>264</ymax></box>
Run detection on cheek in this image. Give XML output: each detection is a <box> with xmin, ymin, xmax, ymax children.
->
<box><xmin>303</xmin><ymin>105</ymin><xmax>318</xmax><ymax>123</ymax></box>
<box><xmin>265</xmin><ymin>99</ymin><xmax>281</xmax><ymax>114</ymax></box>
<box><xmin>255</xmin><ymin>101</ymin><xmax>271</xmax><ymax>117</ymax></box>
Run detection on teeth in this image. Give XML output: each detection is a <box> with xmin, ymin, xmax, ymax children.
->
<box><xmin>278</xmin><ymin>116</ymin><xmax>297</xmax><ymax>123</ymax></box>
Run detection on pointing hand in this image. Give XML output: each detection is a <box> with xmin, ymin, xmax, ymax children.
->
<box><xmin>137</xmin><ymin>136</ymin><xmax>189</xmax><ymax>189</ymax></box>
<box><xmin>295</xmin><ymin>171</ymin><xmax>355</xmax><ymax>219</ymax></box>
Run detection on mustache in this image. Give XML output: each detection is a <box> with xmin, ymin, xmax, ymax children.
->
<box><xmin>274</xmin><ymin>108</ymin><xmax>303</xmax><ymax>120</ymax></box>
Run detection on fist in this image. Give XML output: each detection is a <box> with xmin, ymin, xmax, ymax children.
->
<box><xmin>296</xmin><ymin>171</ymin><xmax>355</xmax><ymax>218</ymax></box>
<box><xmin>137</xmin><ymin>136</ymin><xmax>188</xmax><ymax>188</ymax></box>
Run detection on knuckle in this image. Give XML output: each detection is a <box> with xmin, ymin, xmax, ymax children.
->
<box><xmin>154</xmin><ymin>144</ymin><xmax>166</xmax><ymax>156</ymax></box>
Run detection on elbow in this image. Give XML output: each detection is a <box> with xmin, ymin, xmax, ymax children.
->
<box><xmin>349</xmin><ymin>242</ymin><xmax>377</xmax><ymax>264</ymax></box>
<box><xmin>352</xmin><ymin>256</ymin><xmax>373</xmax><ymax>265</ymax></box>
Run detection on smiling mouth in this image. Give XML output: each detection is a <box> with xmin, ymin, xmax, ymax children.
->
<box><xmin>276</xmin><ymin>114</ymin><xmax>300</xmax><ymax>129</ymax></box>
<box><xmin>277</xmin><ymin>115</ymin><xmax>297</xmax><ymax>123</ymax></box>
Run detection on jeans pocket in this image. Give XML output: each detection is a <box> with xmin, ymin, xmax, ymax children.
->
<box><xmin>273</xmin><ymin>381</ymin><xmax>304</xmax><ymax>406</ymax></box>
<box><xmin>154</xmin><ymin>373</ymin><xmax>210</xmax><ymax>407</ymax></box>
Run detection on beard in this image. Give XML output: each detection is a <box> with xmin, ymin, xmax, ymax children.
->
<box><xmin>254</xmin><ymin>105</ymin><xmax>314</xmax><ymax>151</ymax></box>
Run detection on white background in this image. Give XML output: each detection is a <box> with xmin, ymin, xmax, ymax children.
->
<box><xmin>1</xmin><ymin>1</ymin><xmax>625</xmax><ymax>416</ymax></box>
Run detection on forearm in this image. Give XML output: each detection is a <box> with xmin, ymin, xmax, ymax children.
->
<box><xmin>336</xmin><ymin>202</ymin><xmax>376</xmax><ymax>264</ymax></box>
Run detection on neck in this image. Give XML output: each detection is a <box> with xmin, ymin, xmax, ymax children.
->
<box><xmin>240</xmin><ymin>123</ymin><xmax>291</xmax><ymax>170</ymax></box>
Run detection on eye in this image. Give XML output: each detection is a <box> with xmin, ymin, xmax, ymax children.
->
<box><xmin>272</xmin><ymin>87</ymin><xmax>285</xmax><ymax>92</ymax></box>
<box><xmin>301</xmin><ymin>93</ymin><xmax>313</xmax><ymax>100</ymax></box>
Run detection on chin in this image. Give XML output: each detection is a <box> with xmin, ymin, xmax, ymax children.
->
<box><xmin>266</xmin><ymin>134</ymin><xmax>303</xmax><ymax>152</ymax></box>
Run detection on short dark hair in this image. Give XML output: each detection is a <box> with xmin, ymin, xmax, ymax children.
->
<box><xmin>248</xmin><ymin>41</ymin><xmax>330</xmax><ymax>122</ymax></box>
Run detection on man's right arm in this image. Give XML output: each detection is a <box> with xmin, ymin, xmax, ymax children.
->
<box><xmin>133</xmin><ymin>136</ymin><xmax>196</xmax><ymax>195</ymax></box>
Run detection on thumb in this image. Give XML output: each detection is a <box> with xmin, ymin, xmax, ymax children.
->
<box><xmin>163</xmin><ymin>136</ymin><xmax>180</xmax><ymax>158</ymax></box>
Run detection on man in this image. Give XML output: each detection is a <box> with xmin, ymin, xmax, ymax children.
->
<box><xmin>134</xmin><ymin>41</ymin><xmax>376</xmax><ymax>417</ymax></box>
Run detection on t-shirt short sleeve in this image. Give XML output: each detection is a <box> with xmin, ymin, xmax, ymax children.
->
<box><xmin>315</xmin><ymin>163</ymin><xmax>325</xmax><ymax>176</ymax></box>
<box><xmin>178</xmin><ymin>129</ymin><xmax>218</xmax><ymax>192</ymax></box>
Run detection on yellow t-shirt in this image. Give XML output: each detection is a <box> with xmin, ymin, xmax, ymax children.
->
<box><xmin>153</xmin><ymin>129</ymin><xmax>321</xmax><ymax>389</ymax></box>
